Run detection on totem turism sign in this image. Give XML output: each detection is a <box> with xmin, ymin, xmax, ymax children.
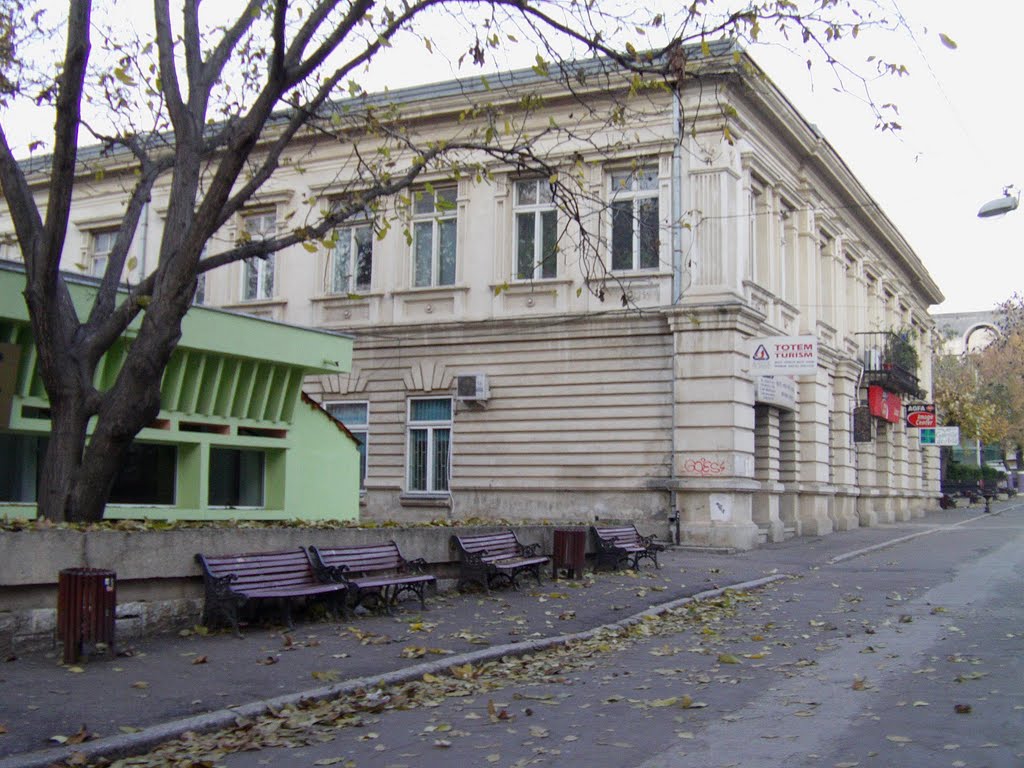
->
<box><xmin>747</xmin><ymin>335</ymin><xmax>818</xmax><ymax>376</ymax></box>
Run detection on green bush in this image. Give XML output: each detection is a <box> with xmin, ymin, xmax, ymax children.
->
<box><xmin>945</xmin><ymin>462</ymin><xmax>1006</xmax><ymax>484</ymax></box>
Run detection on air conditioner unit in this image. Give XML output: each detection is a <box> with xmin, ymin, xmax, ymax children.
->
<box><xmin>863</xmin><ymin>348</ymin><xmax>881</xmax><ymax>371</ymax></box>
<box><xmin>456</xmin><ymin>373</ymin><xmax>489</xmax><ymax>401</ymax></box>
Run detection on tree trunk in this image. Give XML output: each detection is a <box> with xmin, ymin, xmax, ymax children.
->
<box><xmin>36</xmin><ymin>396</ymin><xmax>90</xmax><ymax>522</ymax></box>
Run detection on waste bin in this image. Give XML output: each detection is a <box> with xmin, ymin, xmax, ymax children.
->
<box><xmin>57</xmin><ymin>568</ymin><xmax>116</xmax><ymax>664</ymax></box>
<box><xmin>552</xmin><ymin>528</ymin><xmax>587</xmax><ymax>579</ymax></box>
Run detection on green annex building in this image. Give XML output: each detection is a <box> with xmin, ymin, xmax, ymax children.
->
<box><xmin>0</xmin><ymin>261</ymin><xmax>360</xmax><ymax>521</ymax></box>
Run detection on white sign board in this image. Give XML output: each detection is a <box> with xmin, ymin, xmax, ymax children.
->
<box><xmin>920</xmin><ymin>426</ymin><xmax>960</xmax><ymax>446</ymax></box>
<box><xmin>755</xmin><ymin>375</ymin><xmax>797</xmax><ymax>411</ymax></box>
<box><xmin>748</xmin><ymin>335</ymin><xmax>818</xmax><ymax>376</ymax></box>
<box><xmin>709</xmin><ymin>493</ymin><xmax>732</xmax><ymax>522</ymax></box>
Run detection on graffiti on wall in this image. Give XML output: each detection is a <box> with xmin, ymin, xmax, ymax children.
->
<box><xmin>682</xmin><ymin>457</ymin><xmax>727</xmax><ymax>477</ymax></box>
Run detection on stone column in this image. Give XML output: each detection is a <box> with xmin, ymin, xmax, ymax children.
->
<box><xmin>793</xmin><ymin>362</ymin><xmax>835</xmax><ymax>536</ymax></box>
<box><xmin>856</xmin><ymin>430</ymin><xmax>880</xmax><ymax>526</ymax></box>
<box><xmin>830</xmin><ymin>359</ymin><xmax>861</xmax><ymax>530</ymax></box>
<box><xmin>779</xmin><ymin>408</ymin><xmax>801</xmax><ymax>535</ymax></box>
<box><xmin>905</xmin><ymin>428</ymin><xmax>926</xmax><ymax>517</ymax></box>
<box><xmin>752</xmin><ymin>404</ymin><xmax>785</xmax><ymax>542</ymax></box>
<box><xmin>668</xmin><ymin>304</ymin><xmax>761</xmax><ymax>550</ymax></box>
<box><xmin>892</xmin><ymin>420</ymin><xmax>911</xmax><ymax>521</ymax></box>
<box><xmin>873</xmin><ymin>421</ymin><xmax>896</xmax><ymax>524</ymax></box>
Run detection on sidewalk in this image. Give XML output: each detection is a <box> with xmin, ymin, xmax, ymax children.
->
<box><xmin>0</xmin><ymin>503</ymin><xmax>1005</xmax><ymax>768</ymax></box>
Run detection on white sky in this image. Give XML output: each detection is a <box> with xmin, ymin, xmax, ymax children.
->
<box><xmin>5</xmin><ymin>0</ymin><xmax>1021</xmax><ymax>314</ymax></box>
<box><xmin>748</xmin><ymin>0</ymin><xmax>1024</xmax><ymax>315</ymax></box>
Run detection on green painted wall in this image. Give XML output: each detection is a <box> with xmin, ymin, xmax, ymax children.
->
<box><xmin>285</xmin><ymin>397</ymin><xmax>361</xmax><ymax>520</ymax></box>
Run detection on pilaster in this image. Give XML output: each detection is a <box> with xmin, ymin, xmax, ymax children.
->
<box><xmin>793</xmin><ymin>363</ymin><xmax>834</xmax><ymax>536</ymax></box>
<box><xmin>667</xmin><ymin>304</ymin><xmax>762</xmax><ymax>550</ymax></box>
<box><xmin>829</xmin><ymin>358</ymin><xmax>860</xmax><ymax>530</ymax></box>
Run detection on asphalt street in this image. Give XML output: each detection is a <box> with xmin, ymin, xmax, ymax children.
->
<box><xmin>2</xmin><ymin>501</ymin><xmax>1021</xmax><ymax>768</ymax></box>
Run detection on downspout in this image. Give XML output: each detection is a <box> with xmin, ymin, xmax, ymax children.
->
<box><xmin>669</xmin><ymin>88</ymin><xmax>684</xmax><ymax>545</ymax></box>
<box><xmin>137</xmin><ymin>202</ymin><xmax>149</xmax><ymax>280</ymax></box>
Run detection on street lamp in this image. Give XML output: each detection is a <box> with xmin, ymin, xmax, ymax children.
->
<box><xmin>977</xmin><ymin>185</ymin><xmax>1019</xmax><ymax>218</ymax></box>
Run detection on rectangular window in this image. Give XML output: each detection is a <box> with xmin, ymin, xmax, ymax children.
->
<box><xmin>0</xmin><ymin>434</ymin><xmax>44</xmax><ymax>503</ymax></box>
<box><xmin>609</xmin><ymin>167</ymin><xmax>659</xmax><ymax>271</ymax></box>
<box><xmin>208</xmin><ymin>447</ymin><xmax>265</xmax><ymax>507</ymax></box>
<box><xmin>90</xmin><ymin>228</ymin><xmax>119</xmax><ymax>278</ymax></box>
<box><xmin>412</xmin><ymin>187</ymin><xmax>457</xmax><ymax>287</ymax></box>
<box><xmin>241</xmin><ymin>211</ymin><xmax>276</xmax><ymax>300</ymax></box>
<box><xmin>514</xmin><ymin>179</ymin><xmax>557</xmax><ymax>280</ymax></box>
<box><xmin>407</xmin><ymin>397</ymin><xmax>452</xmax><ymax>494</ymax></box>
<box><xmin>326</xmin><ymin>401</ymin><xmax>368</xmax><ymax>490</ymax></box>
<box><xmin>109</xmin><ymin>442</ymin><xmax>177</xmax><ymax>506</ymax></box>
<box><xmin>331</xmin><ymin>222</ymin><xmax>373</xmax><ymax>294</ymax></box>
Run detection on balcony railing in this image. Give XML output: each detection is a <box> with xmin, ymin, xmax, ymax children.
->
<box><xmin>857</xmin><ymin>331</ymin><xmax>923</xmax><ymax>398</ymax></box>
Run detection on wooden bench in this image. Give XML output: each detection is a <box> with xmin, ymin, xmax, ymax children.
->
<box><xmin>195</xmin><ymin>548</ymin><xmax>347</xmax><ymax>636</ymax></box>
<box><xmin>591</xmin><ymin>524</ymin><xmax>665</xmax><ymax>571</ymax></box>
<box><xmin>450</xmin><ymin>530</ymin><xmax>549</xmax><ymax>593</ymax></box>
<box><xmin>308</xmin><ymin>541</ymin><xmax>436</xmax><ymax>614</ymax></box>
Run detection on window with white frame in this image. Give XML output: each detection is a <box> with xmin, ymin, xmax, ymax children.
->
<box><xmin>609</xmin><ymin>167</ymin><xmax>659</xmax><ymax>271</ymax></box>
<box><xmin>330</xmin><ymin>221</ymin><xmax>373</xmax><ymax>294</ymax></box>
<box><xmin>89</xmin><ymin>228</ymin><xmax>119</xmax><ymax>277</ymax></box>
<box><xmin>241</xmin><ymin>210</ymin><xmax>276</xmax><ymax>301</ymax></box>
<box><xmin>412</xmin><ymin>187</ymin><xmax>457</xmax><ymax>287</ymax></box>
<box><xmin>326</xmin><ymin>401</ymin><xmax>368</xmax><ymax>490</ymax></box>
<box><xmin>513</xmin><ymin>179</ymin><xmax>557</xmax><ymax>280</ymax></box>
<box><xmin>406</xmin><ymin>397</ymin><xmax>451</xmax><ymax>494</ymax></box>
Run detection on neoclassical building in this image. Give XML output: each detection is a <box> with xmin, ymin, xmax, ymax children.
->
<box><xmin>0</xmin><ymin>45</ymin><xmax>944</xmax><ymax>548</ymax></box>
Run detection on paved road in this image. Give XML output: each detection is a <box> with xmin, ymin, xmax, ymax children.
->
<box><xmin>3</xmin><ymin>503</ymin><xmax>1021</xmax><ymax>767</ymax></box>
<box><xmin>208</xmin><ymin>503</ymin><xmax>1024</xmax><ymax>768</ymax></box>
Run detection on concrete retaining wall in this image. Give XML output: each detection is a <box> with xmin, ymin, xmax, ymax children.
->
<box><xmin>0</xmin><ymin>522</ymin><xmax>668</xmax><ymax>654</ymax></box>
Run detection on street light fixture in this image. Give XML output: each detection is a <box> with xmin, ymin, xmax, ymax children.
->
<box><xmin>977</xmin><ymin>185</ymin><xmax>1019</xmax><ymax>218</ymax></box>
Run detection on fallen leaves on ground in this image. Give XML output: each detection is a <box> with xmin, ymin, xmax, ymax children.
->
<box><xmin>74</xmin><ymin>590</ymin><xmax>758</xmax><ymax>767</ymax></box>
<box><xmin>49</xmin><ymin>725</ymin><xmax>95</xmax><ymax>745</ymax></box>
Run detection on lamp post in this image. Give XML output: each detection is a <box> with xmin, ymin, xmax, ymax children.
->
<box><xmin>977</xmin><ymin>185</ymin><xmax>1019</xmax><ymax>218</ymax></box>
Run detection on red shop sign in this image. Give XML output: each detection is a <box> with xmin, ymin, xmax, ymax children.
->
<box><xmin>868</xmin><ymin>385</ymin><xmax>902</xmax><ymax>423</ymax></box>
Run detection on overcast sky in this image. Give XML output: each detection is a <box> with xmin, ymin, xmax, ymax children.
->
<box><xmin>750</xmin><ymin>0</ymin><xmax>1024</xmax><ymax>315</ymax></box>
<box><xmin>5</xmin><ymin>0</ymin><xmax>1019</xmax><ymax>315</ymax></box>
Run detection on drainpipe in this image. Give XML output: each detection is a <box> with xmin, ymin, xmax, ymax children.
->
<box><xmin>137</xmin><ymin>202</ymin><xmax>149</xmax><ymax>280</ymax></box>
<box><xmin>668</xmin><ymin>88</ymin><xmax>684</xmax><ymax>544</ymax></box>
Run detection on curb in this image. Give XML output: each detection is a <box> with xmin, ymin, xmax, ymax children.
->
<box><xmin>1</xmin><ymin>574</ymin><xmax>791</xmax><ymax>768</ymax></box>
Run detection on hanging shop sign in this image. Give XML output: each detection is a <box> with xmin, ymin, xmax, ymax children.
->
<box><xmin>747</xmin><ymin>335</ymin><xmax>818</xmax><ymax>376</ymax></box>
<box><xmin>755</xmin><ymin>375</ymin><xmax>797</xmax><ymax>411</ymax></box>
<box><xmin>0</xmin><ymin>342</ymin><xmax>21</xmax><ymax>430</ymax></box>
<box><xmin>853</xmin><ymin>405</ymin><xmax>873</xmax><ymax>443</ymax></box>
<box><xmin>920</xmin><ymin>426</ymin><xmax>960</xmax><ymax>446</ymax></box>
<box><xmin>867</xmin><ymin>385</ymin><xmax>902</xmax><ymax>423</ymax></box>
<box><xmin>905</xmin><ymin>403</ymin><xmax>937</xmax><ymax>429</ymax></box>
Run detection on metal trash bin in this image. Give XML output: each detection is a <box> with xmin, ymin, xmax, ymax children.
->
<box><xmin>552</xmin><ymin>528</ymin><xmax>587</xmax><ymax>579</ymax></box>
<box><xmin>57</xmin><ymin>568</ymin><xmax>116</xmax><ymax>664</ymax></box>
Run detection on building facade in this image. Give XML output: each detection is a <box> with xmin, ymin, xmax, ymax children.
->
<box><xmin>0</xmin><ymin>263</ymin><xmax>360</xmax><ymax>522</ymax></box>
<box><xmin>0</xmin><ymin>48</ymin><xmax>944</xmax><ymax>547</ymax></box>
